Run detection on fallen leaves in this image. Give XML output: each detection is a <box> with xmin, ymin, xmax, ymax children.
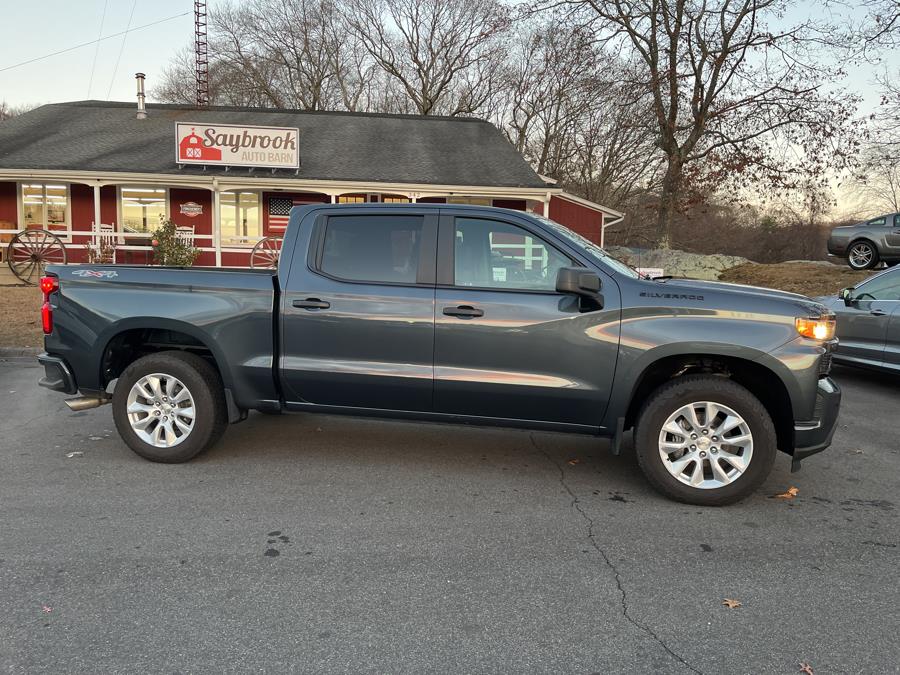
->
<box><xmin>65</xmin><ymin>451</ymin><xmax>83</xmax><ymax>459</ymax></box>
<box><xmin>41</xmin><ymin>605</ymin><xmax>52</xmax><ymax>613</ymax></box>
<box><xmin>567</xmin><ymin>458</ymin><xmax>580</xmax><ymax>465</ymax></box>
<box><xmin>773</xmin><ymin>487</ymin><xmax>799</xmax><ymax>499</ymax></box>
<box><xmin>722</xmin><ymin>598</ymin><xmax>742</xmax><ymax>609</ymax></box>
<box><xmin>798</xmin><ymin>662</ymin><xmax>814</xmax><ymax>674</ymax></box>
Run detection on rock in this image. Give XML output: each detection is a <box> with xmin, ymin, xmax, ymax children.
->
<box><xmin>605</xmin><ymin>246</ymin><xmax>749</xmax><ymax>280</ymax></box>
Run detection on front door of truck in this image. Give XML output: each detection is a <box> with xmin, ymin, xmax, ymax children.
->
<box><xmin>432</xmin><ymin>213</ymin><xmax>620</xmax><ymax>428</ymax></box>
<box><xmin>280</xmin><ymin>210</ymin><xmax>438</xmax><ymax>411</ymax></box>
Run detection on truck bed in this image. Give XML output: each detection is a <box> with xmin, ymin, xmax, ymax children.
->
<box><xmin>43</xmin><ymin>264</ymin><xmax>279</xmax><ymax>409</ymax></box>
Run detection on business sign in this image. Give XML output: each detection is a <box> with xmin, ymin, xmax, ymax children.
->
<box><xmin>176</xmin><ymin>122</ymin><xmax>300</xmax><ymax>169</ymax></box>
<box><xmin>179</xmin><ymin>201</ymin><xmax>203</xmax><ymax>217</ymax></box>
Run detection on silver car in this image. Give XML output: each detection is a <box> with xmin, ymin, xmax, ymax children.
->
<box><xmin>827</xmin><ymin>213</ymin><xmax>900</xmax><ymax>270</ymax></box>
<box><xmin>818</xmin><ymin>265</ymin><xmax>900</xmax><ymax>372</ymax></box>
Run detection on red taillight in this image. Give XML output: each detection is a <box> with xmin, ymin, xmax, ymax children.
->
<box><xmin>39</xmin><ymin>275</ymin><xmax>58</xmax><ymax>335</ymax></box>
<box><xmin>40</xmin><ymin>275</ymin><xmax>58</xmax><ymax>296</ymax></box>
<box><xmin>41</xmin><ymin>302</ymin><xmax>53</xmax><ymax>334</ymax></box>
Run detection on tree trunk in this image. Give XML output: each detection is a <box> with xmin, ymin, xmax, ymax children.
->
<box><xmin>656</xmin><ymin>158</ymin><xmax>683</xmax><ymax>249</ymax></box>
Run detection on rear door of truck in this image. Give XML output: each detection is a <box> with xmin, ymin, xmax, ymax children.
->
<box><xmin>279</xmin><ymin>207</ymin><xmax>438</xmax><ymax>411</ymax></box>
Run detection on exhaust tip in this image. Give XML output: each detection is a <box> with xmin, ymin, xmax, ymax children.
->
<box><xmin>65</xmin><ymin>397</ymin><xmax>108</xmax><ymax>412</ymax></box>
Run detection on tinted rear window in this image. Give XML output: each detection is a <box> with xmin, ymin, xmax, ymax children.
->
<box><xmin>320</xmin><ymin>215</ymin><xmax>424</xmax><ymax>284</ymax></box>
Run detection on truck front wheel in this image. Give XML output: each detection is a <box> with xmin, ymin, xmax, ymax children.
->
<box><xmin>112</xmin><ymin>351</ymin><xmax>227</xmax><ymax>463</ymax></box>
<box><xmin>634</xmin><ymin>375</ymin><xmax>777</xmax><ymax>506</ymax></box>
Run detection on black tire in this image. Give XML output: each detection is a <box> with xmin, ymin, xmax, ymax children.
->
<box><xmin>112</xmin><ymin>351</ymin><xmax>227</xmax><ymax>463</ymax></box>
<box><xmin>847</xmin><ymin>240</ymin><xmax>879</xmax><ymax>270</ymax></box>
<box><xmin>634</xmin><ymin>375</ymin><xmax>777</xmax><ymax>506</ymax></box>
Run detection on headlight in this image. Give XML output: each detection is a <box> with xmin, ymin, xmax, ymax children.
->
<box><xmin>795</xmin><ymin>315</ymin><xmax>836</xmax><ymax>341</ymax></box>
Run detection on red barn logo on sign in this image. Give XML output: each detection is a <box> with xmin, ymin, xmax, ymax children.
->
<box><xmin>179</xmin><ymin>128</ymin><xmax>222</xmax><ymax>161</ymax></box>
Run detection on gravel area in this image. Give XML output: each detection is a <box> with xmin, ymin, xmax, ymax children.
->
<box><xmin>0</xmin><ymin>286</ymin><xmax>42</xmax><ymax>349</ymax></box>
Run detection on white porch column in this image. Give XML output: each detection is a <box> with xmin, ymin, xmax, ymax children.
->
<box><xmin>330</xmin><ymin>194</ymin><xmax>336</xmax><ymax>203</ymax></box>
<box><xmin>93</xmin><ymin>184</ymin><xmax>102</xmax><ymax>242</ymax></box>
<box><xmin>212</xmin><ymin>181</ymin><xmax>222</xmax><ymax>267</ymax></box>
<box><xmin>542</xmin><ymin>196</ymin><xmax>550</xmax><ymax>217</ymax></box>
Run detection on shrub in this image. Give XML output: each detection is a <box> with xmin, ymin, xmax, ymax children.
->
<box><xmin>150</xmin><ymin>219</ymin><xmax>199</xmax><ymax>267</ymax></box>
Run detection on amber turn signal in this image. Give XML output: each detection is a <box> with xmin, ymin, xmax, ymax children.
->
<box><xmin>795</xmin><ymin>316</ymin><xmax>835</xmax><ymax>341</ymax></box>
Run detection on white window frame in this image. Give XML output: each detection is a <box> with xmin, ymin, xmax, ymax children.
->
<box><xmin>117</xmin><ymin>186</ymin><xmax>170</xmax><ymax>240</ymax></box>
<box><xmin>220</xmin><ymin>190</ymin><xmax>263</xmax><ymax>247</ymax></box>
<box><xmin>17</xmin><ymin>182</ymin><xmax>72</xmax><ymax>240</ymax></box>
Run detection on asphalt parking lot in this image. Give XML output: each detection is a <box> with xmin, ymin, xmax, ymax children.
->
<box><xmin>1</xmin><ymin>359</ymin><xmax>898</xmax><ymax>674</ymax></box>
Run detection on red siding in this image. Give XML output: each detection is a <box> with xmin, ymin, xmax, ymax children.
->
<box><xmin>0</xmin><ymin>182</ymin><xmax>17</xmax><ymax>227</ymax></box>
<box><xmin>548</xmin><ymin>196</ymin><xmax>603</xmax><ymax>244</ymax></box>
<box><xmin>100</xmin><ymin>185</ymin><xmax>117</xmax><ymax>226</ymax></box>
<box><xmin>418</xmin><ymin>197</ymin><xmax>446</xmax><ymax>204</ymax></box>
<box><xmin>170</xmin><ymin>188</ymin><xmax>212</xmax><ymax>240</ymax></box>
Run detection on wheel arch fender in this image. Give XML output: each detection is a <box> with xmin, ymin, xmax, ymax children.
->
<box><xmin>95</xmin><ymin>317</ymin><xmax>234</xmax><ymax>391</ymax></box>
<box><xmin>605</xmin><ymin>342</ymin><xmax>800</xmax><ymax>450</ymax></box>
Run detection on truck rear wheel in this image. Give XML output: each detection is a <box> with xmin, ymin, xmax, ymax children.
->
<box><xmin>634</xmin><ymin>375</ymin><xmax>777</xmax><ymax>506</ymax></box>
<box><xmin>112</xmin><ymin>351</ymin><xmax>227</xmax><ymax>463</ymax></box>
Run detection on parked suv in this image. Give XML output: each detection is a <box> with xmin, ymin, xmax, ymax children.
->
<box><xmin>36</xmin><ymin>204</ymin><xmax>840</xmax><ymax>506</ymax></box>
<box><xmin>827</xmin><ymin>213</ymin><xmax>900</xmax><ymax>269</ymax></box>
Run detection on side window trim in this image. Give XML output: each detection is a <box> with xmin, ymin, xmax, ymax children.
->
<box><xmin>309</xmin><ymin>212</ymin><xmax>438</xmax><ymax>287</ymax></box>
<box><xmin>438</xmin><ymin>213</ymin><xmax>575</xmax><ymax>293</ymax></box>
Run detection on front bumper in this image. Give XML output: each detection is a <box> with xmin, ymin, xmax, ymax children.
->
<box><xmin>37</xmin><ymin>353</ymin><xmax>77</xmax><ymax>395</ymax></box>
<box><xmin>792</xmin><ymin>376</ymin><xmax>841</xmax><ymax>464</ymax></box>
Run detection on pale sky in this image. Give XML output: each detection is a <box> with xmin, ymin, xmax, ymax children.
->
<box><xmin>1</xmin><ymin>0</ymin><xmax>896</xmax><ymax>113</ymax></box>
<box><xmin>0</xmin><ymin>0</ymin><xmax>895</xmax><ymax>218</ymax></box>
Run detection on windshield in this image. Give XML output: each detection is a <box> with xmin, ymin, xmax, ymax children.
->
<box><xmin>533</xmin><ymin>214</ymin><xmax>641</xmax><ymax>279</ymax></box>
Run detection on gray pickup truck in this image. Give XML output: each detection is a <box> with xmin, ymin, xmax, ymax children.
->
<box><xmin>37</xmin><ymin>204</ymin><xmax>840</xmax><ymax>505</ymax></box>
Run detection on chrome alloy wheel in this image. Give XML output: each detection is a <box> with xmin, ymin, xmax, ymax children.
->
<box><xmin>126</xmin><ymin>373</ymin><xmax>196</xmax><ymax>448</ymax></box>
<box><xmin>658</xmin><ymin>401</ymin><xmax>753</xmax><ymax>489</ymax></box>
<box><xmin>848</xmin><ymin>242</ymin><xmax>875</xmax><ymax>269</ymax></box>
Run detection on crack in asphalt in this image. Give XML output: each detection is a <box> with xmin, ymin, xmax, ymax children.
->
<box><xmin>529</xmin><ymin>433</ymin><xmax>703</xmax><ymax>675</ymax></box>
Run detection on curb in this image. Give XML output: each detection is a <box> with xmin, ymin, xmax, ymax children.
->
<box><xmin>0</xmin><ymin>347</ymin><xmax>40</xmax><ymax>358</ymax></box>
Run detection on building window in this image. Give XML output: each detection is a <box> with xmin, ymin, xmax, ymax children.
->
<box><xmin>22</xmin><ymin>183</ymin><xmax>69</xmax><ymax>234</ymax></box>
<box><xmin>447</xmin><ymin>196</ymin><xmax>492</xmax><ymax>206</ymax></box>
<box><xmin>381</xmin><ymin>195</ymin><xmax>411</xmax><ymax>203</ymax></box>
<box><xmin>121</xmin><ymin>187</ymin><xmax>167</xmax><ymax>233</ymax></box>
<box><xmin>221</xmin><ymin>191</ymin><xmax>261</xmax><ymax>245</ymax></box>
<box><xmin>338</xmin><ymin>195</ymin><xmax>365</xmax><ymax>203</ymax></box>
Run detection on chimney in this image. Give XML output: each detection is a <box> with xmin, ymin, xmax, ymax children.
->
<box><xmin>135</xmin><ymin>73</ymin><xmax>147</xmax><ymax>119</ymax></box>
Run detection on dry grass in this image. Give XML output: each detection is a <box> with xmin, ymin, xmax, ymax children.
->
<box><xmin>718</xmin><ymin>262</ymin><xmax>872</xmax><ymax>297</ymax></box>
<box><xmin>0</xmin><ymin>285</ymin><xmax>43</xmax><ymax>349</ymax></box>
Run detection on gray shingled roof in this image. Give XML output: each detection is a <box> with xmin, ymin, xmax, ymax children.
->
<box><xmin>0</xmin><ymin>101</ymin><xmax>546</xmax><ymax>188</ymax></box>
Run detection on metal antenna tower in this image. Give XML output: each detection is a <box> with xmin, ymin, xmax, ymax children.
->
<box><xmin>194</xmin><ymin>0</ymin><xmax>210</xmax><ymax>107</ymax></box>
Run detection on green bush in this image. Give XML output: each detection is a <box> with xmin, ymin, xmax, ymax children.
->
<box><xmin>150</xmin><ymin>219</ymin><xmax>200</xmax><ymax>267</ymax></box>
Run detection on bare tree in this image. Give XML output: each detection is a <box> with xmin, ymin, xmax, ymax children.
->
<box><xmin>0</xmin><ymin>101</ymin><xmax>36</xmax><ymax>121</ymax></box>
<box><xmin>571</xmin><ymin>0</ymin><xmax>860</xmax><ymax>246</ymax></box>
<box><xmin>852</xmin><ymin>147</ymin><xmax>900</xmax><ymax>213</ymax></box>
<box><xmin>343</xmin><ymin>0</ymin><xmax>510</xmax><ymax>115</ymax></box>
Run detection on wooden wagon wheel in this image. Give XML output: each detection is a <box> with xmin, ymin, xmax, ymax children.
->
<box><xmin>250</xmin><ymin>235</ymin><xmax>283</xmax><ymax>269</ymax></box>
<box><xmin>7</xmin><ymin>229</ymin><xmax>68</xmax><ymax>284</ymax></box>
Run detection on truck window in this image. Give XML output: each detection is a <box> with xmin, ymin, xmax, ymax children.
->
<box><xmin>454</xmin><ymin>217</ymin><xmax>572</xmax><ymax>291</ymax></box>
<box><xmin>320</xmin><ymin>215</ymin><xmax>424</xmax><ymax>284</ymax></box>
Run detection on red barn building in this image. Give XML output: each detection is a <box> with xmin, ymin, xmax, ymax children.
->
<box><xmin>0</xmin><ymin>101</ymin><xmax>622</xmax><ymax>268</ymax></box>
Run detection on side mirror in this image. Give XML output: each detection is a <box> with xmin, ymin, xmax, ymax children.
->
<box><xmin>556</xmin><ymin>266</ymin><xmax>603</xmax><ymax>308</ymax></box>
<box><xmin>839</xmin><ymin>287</ymin><xmax>854</xmax><ymax>306</ymax></box>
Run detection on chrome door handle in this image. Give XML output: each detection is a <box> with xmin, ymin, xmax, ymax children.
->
<box><xmin>871</xmin><ymin>308</ymin><xmax>887</xmax><ymax>316</ymax></box>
